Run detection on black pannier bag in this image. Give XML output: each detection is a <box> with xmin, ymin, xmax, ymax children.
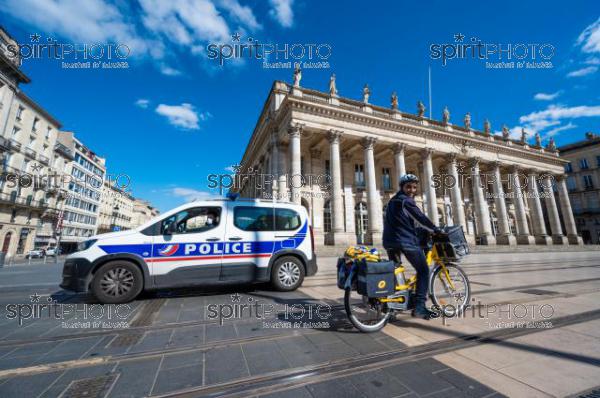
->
<box><xmin>434</xmin><ymin>225</ymin><xmax>470</xmax><ymax>259</ymax></box>
<box><xmin>356</xmin><ymin>259</ymin><xmax>395</xmax><ymax>297</ymax></box>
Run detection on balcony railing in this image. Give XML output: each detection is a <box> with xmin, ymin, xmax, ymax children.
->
<box><xmin>0</xmin><ymin>192</ymin><xmax>47</xmax><ymax>209</ymax></box>
<box><xmin>38</xmin><ymin>154</ymin><xmax>49</xmax><ymax>165</ymax></box>
<box><xmin>8</xmin><ymin>138</ymin><xmax>21</xmax><ymax>151</ymax></box>
<box><xmin>54</xmin><ymin>142</ymin><xmax>74</xmax><ymax>159</ymax></box>
<box><xmin>23</xmin><ymin>146</ymin><xmax>36</xmax><ymax>160</ymax></box>
<box><xmin>0</xmin><ymin>136</ymin><xmax>9</xmax><ymax>150</ymax></box>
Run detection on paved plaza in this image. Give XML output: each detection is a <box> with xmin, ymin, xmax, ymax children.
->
<box><xmin>0</xmin><ymin>250</ymin><xmax>598</xmax><ymax>397</ymax></box>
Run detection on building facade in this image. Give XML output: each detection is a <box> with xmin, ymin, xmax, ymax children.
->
<box><xmin>132</xmin><ymin>198</ymin><xmax>159</xmax><ymax>227</ymax></box>
<box><xmin>97</xmin><ymin>179</ymin><xmax>135</xmax><ymax>234</ymax></box>
<box><xmin>558</xmin><ymin>132</ymin><xmax>600</xmax><ymax>244</ymax></box>
<box><xmin>0</xmin><ymin>28</ymin><xmax>73</xmax><ymax>258</ymax></box>
<box><xmin>58</xmin><ymin>132</ymin><xmax>106</xmax><ymax>253</ymax></box>
<box><xmin>236</xmin><ymin>79</ymin><xmax>583</xmax><ymax>248</ymax></box>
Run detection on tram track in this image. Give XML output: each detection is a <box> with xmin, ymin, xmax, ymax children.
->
<box><xmin>150</xmin><ymin>308</ymin><xmax>600</xmax><ymax>398</ymax></box>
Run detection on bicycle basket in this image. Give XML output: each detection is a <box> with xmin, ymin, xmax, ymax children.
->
<box><xmin>433</xmin><ymin>226</ymin><xmax>469</xmax><ymax>259</ymax></box>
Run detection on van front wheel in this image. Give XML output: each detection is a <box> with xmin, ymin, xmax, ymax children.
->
<box><xmin>91</xmin><ymin>261</ymin><xmax>143</xmax><ymax>304</ymax></box>
<box><xmin>271</xmin><ymin>256</ymin><xmax>305</xmax><ymax>291</ymax></box>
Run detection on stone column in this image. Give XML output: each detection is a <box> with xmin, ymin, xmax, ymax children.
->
<box><xmin>491</xmin><ymin>162</ymin><xmax>516</xmax><ymax>245</ymax></box>
<box><xmin>270</xmin><ymin>133</ymin><xmax>279</xmax><ymax>198</ymax></box>
<box><xmin>277</xmin><ymin>141</ymin><xmax>288</xmax><ymax>201</ymax></box>
<box><xmin>422</xmin><ymin>148</ymin><xmax>439</xmax><ymax>226</ymax></box>
<box><xmin>447</xmin><ymin>154</ymin><xmax>467</xmax><ymax>232</ymax></box>
<box><xmin>328</xmin><ymin>130</ymin><xmax>348</xmax><ymax>245</ymax></box>
<box><xmin>526</xmin><ymin>171</ymin><xmax>552</xmax><ymax>245</ymax></box>
<box><xmin>393</xmin><ymin>143</ymin><xmax>406</xmax><ymax>189</ymax></box>
<box><xmin>557</xmin><ymin>175</ymin><xmax>583</xmax><ymax>245</ymax></box>
<box><xmin>510</xmin><ymin>166</ymin><xmax>535</xmax><ymax>244</ymax></box>
<box><xmin>470</xmin><ymin>158</ymin><xmax>495</xmax><ymax>245</ymax></box>
<box><xmin>309</xmin><ymin>148</ymin><xmax>324</xmax><ymax>238</ymax></box>
<box><xmin>362</xmin><ymin>137</ymin><xmax>383</xmax><ymax>246</ymax></box>
<box><xmin>542</xmin><ymin>175</ymin><xmax>568</xmax><ymax>244</ymax></box>
<box><xmin>288</xmin><ymin>125</ymin><xmax>302</xmax><ymax>204</ymax></box>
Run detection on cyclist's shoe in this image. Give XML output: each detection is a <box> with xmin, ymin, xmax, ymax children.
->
<box><xmin>411</xmin><ymin>306</ymin><xmax>440</xmax><ymax>320</ymax></box>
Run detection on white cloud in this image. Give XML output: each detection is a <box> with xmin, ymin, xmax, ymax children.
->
<box><xmin>576</xmin><ymin>17</ymin><xmax>600</xmax><ymax>54</ymax></box>
<box><xmin>512</xmin><ymin>103</ymin><xmax>600</xmax><ymax>142</ymax></box>
<box><xmin>170</xmin><ymin>187</ymin><xmax>218</xmax><ymax>202</ymax></box>
<box><xmin>1</xmin><ymin>0</ymin><xmax>270</xmax><ymax>72</ymax></box>
<box><xmin>520</xmin><ymin>104</ymin><xmax>600</xmax><ymax>125</ymax></box>
<box><xmin>160</xmin><ymin>64</ymin><xmax>183</xmax><ymax>76</ymax></box>
<box><xmin>533</xmin><ymin>91</ymin><xmax>561</xmax><ymax>101</ymax></box>
<box><xmin>567</xmin><ymin>65</ymin><xmax>598</xmax><ymax>77</ymax></box>
<box><xmin>269</xmin><ymin>0</ymin><xmax>294</xmax><ymax>27</ymax></box>
<box><xmin>585</xmin><ymin>57</ymin><xmax>600</xmax><ymax>65</ymax></box>
<box><xmin>135</xmin><ymin>99</ymin><xmax>150</xmax><ymax>108</ymax></box>
<box><xmin>155</xmin><ymin>103</ymin><xmax>208</xmax><ymax>130</ymax></box>
<box><xmin>139</xmin><ymin>0</ymin><xmax>231</xmax><ymax>45</ymax></box>
<box><xmin>217</xmin><ymin>0</ymin><xmax>261</xmax><ymax>31</ymax></box>
<box><xmin>1</xmin><ymin>0</ymin><xmax>160</xmax><ymax>57</ymax></box>
<box><xmin>543</xmin><ymin>122</ymin><xmax>577</xmax><ymax>139</ymax></box>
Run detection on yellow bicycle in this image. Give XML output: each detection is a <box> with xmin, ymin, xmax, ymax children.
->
<box><xmin>344</xmin><ymin>226</ymin><xmax>471</xmax><ymax>332</ymax></box>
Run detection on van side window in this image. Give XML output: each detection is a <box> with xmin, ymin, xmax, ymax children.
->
<box><xmin>275</xmin><ymin>208</ymin><xmax>301</xmax><ymax>230</ymax></box>
<box><xmin>234</xmin><ymin>207</ymin><xmax>275</xmax><ymax>231</ymax></box>
<box><xmin>161</xmin><ymin>207</ymin><xmax>221</xmax><ymax>235</ymax></box>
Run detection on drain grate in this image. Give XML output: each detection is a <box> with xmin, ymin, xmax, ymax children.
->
<box><xmin>59</xmin><ymin>374</ymin><xmax>119</xmax><ymax>398</ymax></box>
<box><xmin>517</xmin><ymin>289</ymin><xmax>560</xmax><ymax>295</ymax></box>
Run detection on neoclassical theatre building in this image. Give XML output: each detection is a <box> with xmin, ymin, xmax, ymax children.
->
<box><xmin>236</xmin><ymin>76</ymin><xmax>582</xmax><ymax>248</ymax></box>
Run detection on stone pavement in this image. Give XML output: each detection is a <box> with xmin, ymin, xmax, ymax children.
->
<box><xmin>300</xmin><ymin>250</ymin><xmax>600</xmax><ymax>397</ymax></box>
<box><xmin>0</xmin><ymin>260</ymin><xmax>505</xmax><ymax>398</ymax></box>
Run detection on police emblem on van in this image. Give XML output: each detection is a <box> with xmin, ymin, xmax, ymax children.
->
<box><xmin>159</xmin><ymin>244</ymin><xmax>179</xmax><ymax>256</ymax></box>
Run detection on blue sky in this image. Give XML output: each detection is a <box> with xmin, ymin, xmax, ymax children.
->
<box><xmin>1</xmin><ymin>0</ymin><xmax>599</xmax><ymax>212</ymax></box>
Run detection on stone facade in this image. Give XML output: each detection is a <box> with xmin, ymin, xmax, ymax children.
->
<box><xmin>236</xmin><ymin>79</ymin><xmax>583</xmax><ymax>249</ymax></box>
<box><xmin>559</xmin><ymin>133</ymin><xmax>600</xmax><ymax>244</ymax></box>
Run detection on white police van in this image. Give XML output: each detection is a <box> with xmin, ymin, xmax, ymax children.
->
<box><xmin>60</xmin><ymin>197</ymin><xmax>317</xmax><ymax>303</ymax></box>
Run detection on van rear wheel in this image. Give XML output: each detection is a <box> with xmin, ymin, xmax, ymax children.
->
<box><xmin>91</xmin><ymin>261</ymin><xmax>143</xmax><ymax>304</ymax></box>
<box><xmin>271</xmin><ymin>256</ymin><xmax>305</xmax><ymax>291</ymax></box>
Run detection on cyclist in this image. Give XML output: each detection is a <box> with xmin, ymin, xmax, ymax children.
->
<box><xmin>383</xmin><ymin>173</ymin><xmax>441</xmax><ymax>320</ymax></box>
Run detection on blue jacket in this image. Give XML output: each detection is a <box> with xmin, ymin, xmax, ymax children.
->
<box><xmin>383</xmin><ymin>192</ymin><xmax>437</xmax><ymax>248</ymax></box>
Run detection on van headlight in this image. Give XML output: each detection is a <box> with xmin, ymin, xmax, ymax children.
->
<box><xmin>77</xmin><ymin>239</ymin><xmax>97</xmax><ymax>252</ymax></box>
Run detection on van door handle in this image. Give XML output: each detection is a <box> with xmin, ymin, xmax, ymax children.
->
<box><xmin>206</xmin><ymin>237</ymin><xmax>220</xmax><ymax>242</ymax></box>
<box><xmin>229</xmin><ymin>237</ymin><xmax>242</xmax><ymax>241</ymax></box>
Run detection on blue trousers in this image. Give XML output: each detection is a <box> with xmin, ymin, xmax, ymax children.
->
<box><xmin>386</xmin><ymin>245</ymin><xmax>430</xmax><ymax>307</ymax></box>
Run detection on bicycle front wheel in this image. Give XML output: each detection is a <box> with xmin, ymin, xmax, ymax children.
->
<box><xmin>430</xmin><ymin>263</ymin><xmax>470</xmax><ymax>317</ymax></box>
<box><xmin>344</xmin><ymin>288</ymin><xmax>391</xmax><ymax>333</ymax></box>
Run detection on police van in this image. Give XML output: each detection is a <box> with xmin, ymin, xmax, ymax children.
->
<box><xmin>60</xmin><ymin>197</ymin><xmax>317</xmax><ymax>303</ymax></box>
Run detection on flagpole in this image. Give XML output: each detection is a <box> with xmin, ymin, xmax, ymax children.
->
<box><xmin>428</xmin><ymin>66</ymin><xmax>432</xmax><ymax>119</ymax></box>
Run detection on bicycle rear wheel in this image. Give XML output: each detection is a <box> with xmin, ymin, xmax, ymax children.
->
<box><xmin>430</xmin><ymin>263</ymin><xmax>470</xmax><ymax>317</ymax></box>
<box><xmin>344</xmin><ymin>288</ymin><xmax>391</xmax><ymax>332</ymax></box>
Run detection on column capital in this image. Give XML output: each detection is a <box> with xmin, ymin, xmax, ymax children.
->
<box><xmin>468</xmin><ymin>157</ymin><xmax>481</xmax><ymax>168</ymax></box>
<box><xmin>327</xmin><ymin>129</ymin><xmax>343</xmax><ymax>143</ymax></box>
<box><xmin>421</xmin><ymin>147</ymin><xmax>434</xmax><ymax>159</ymax></box>
<box><xmin>288</xmin><ymin>123</ymin><xmax>304</xmax><ymax>137</ymax></box>
<box><xmin>554</xmin><ymin>173</ymin><xmax>567</xmax><ymax>182</ymax></box>
<box><xmin>361</xmin><ymin>136</ymin><xmax>377</xmax><ymax>150</ymax></box>
<box><xmin>508</xmin><ymin>164</ymin><xmax>522</xmax><ymax>174</ymax></box>
<box><xmin>393</xmin><ymin>143</ymin><xmax>406</xmax><ymax>154</ymax></box>
<box><xmin>445</xmin><ymin>152</ymin><xmax>459</xmax><ymax>163</ymax></box>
